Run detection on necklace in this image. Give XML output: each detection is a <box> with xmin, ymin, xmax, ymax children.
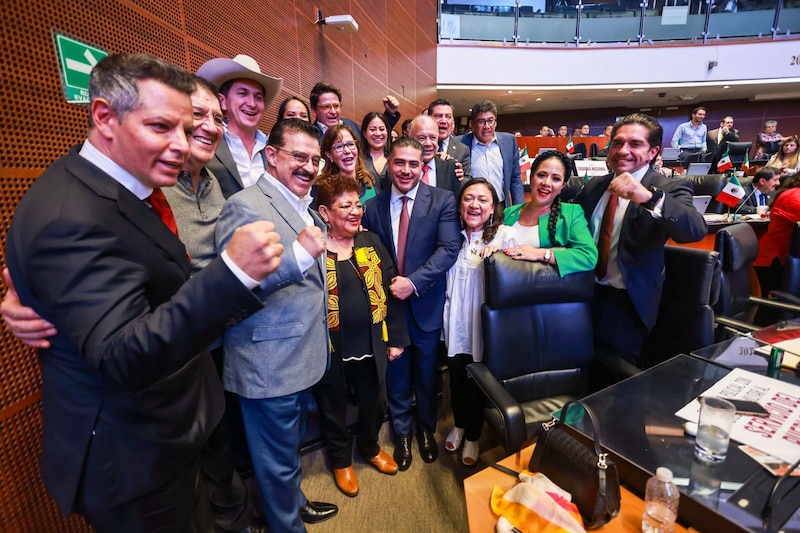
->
<box><xmin>522</xmin><ymin>203</ymin><xmax>550</xmax><ymax>226</ymax></box>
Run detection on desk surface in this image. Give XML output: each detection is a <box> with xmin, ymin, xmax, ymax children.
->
<box><xmin>463</xmin><ymin>445</ymin><xmax>692</xmax><ymax>532</ymax></box>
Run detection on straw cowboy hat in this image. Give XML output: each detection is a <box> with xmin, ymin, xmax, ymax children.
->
<box><xmin>196</xmin><ymin>54</ymin><xmax>283</xmax><ymax>109</ymax></box>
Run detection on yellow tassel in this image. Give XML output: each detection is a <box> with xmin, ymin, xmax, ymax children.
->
<box><xmin>382</xmin><ymin>321</ymin><xmax>388</xmax><ymax>342</ymax></box>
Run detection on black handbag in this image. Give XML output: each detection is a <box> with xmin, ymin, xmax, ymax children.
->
<box><xmin>528</xmin><ymin>400</ymin><xmax>621</xmax><ymax>529</ymax></box>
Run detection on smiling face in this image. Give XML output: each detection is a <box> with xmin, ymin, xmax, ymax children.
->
<box><xmin>101</xmin><ymin>79</ymin><xmax>192</xmax><ymax>189</ymax></box>
<box><xmin>691</xmin><ymin>108</ymin><xmax>706</xmax><ymax>125</ymax></box>
<box><xmin>219</xmin><ymin>79</ymin><xmax>265</xmax><ymax>137</ymax></box>
<box><xmin>326</xmin><ymin>129</ymin><xmax>358</xmax><ymax>177</ymax></box>
<box><xmin>411</xmin><ymin>117</ymin><xmax>439</xmax><ymax>163</ymax></box>
<box><xmin>282</xmin><ymin>99</ymin><xmax>309</xmax><ymax>121</ymax></box>
<box><xmin>315</xmin><ymin>91</ymin><xmax>342</xmax><ymax>128</ymax></box>
<box><xmin>320</xmin><ymin>191</ymin><xmax>363</xmax><ymax>239</ymax></box>
<box><xmin>529</xmin><ymin>156</ymin><xmax>566</xmax><ymax>209</ymax></box>
<box><xmin>460</xmin><ymin>182</ymin><xmax>495</xmax><ymax>232</ymax></box>
<box><xmin>430</xmin><ymin>104</ymin><xmax>454</xmax><ymax>141</ymax></box>
<box><xmin>365</xmin><ymin>116</ymin><xmax>388</xmax><ymax>151</ymax></box>
<box><xmin>389</xmin><ymin>145</ymin><xmax>423</xmax><ymax>194</ymax></box>
<box><xmin>607</xmin><ymin>124</ymin><xmax>660</xmax><ymax>174</ymax></box>
<box><xmin>186</xmin><ymin>85</ymin><xmax>224</xmax><ymax>170</ymax></box>
<box><xmin>265</xmin><ymin>130</ymin><xmax>320</xmax><ymax>197</ymax></box>
<box><xmin>472</xmin><ymin>111</ymin><xmax>497</xmax><ymax>145</ymax></box>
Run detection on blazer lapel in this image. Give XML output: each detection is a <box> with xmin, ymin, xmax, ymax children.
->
<box><xmin>215</xmin><ymin>141</ymin><xmax>244</xmax><ymax>190</ymax></box>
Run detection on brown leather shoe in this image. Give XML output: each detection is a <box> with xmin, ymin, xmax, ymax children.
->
<box><xmin>333</xmin><ymin>466</ymin><xmax>359</xmax><ymax>497</ymax></box>
<box><xmin>366</xmin><ymin>449</ymin><xmax>399</xmax><ymax>475</ymax></box>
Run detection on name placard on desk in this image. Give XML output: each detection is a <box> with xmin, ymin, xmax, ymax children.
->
<box><xmin>574</xmin><ymin>160</ymin><xmax>609</xmax><ymax>177</ymax></box>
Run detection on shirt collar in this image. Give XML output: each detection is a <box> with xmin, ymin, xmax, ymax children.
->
<box><xmin>390</xmin><ymin>182</ymin><xmax>421</xmax><ymax>204</ymax></box>
<box><xmin>265</xmin><ymin>172</ymin><xmax>313</xmax><ymax>214</ymax></box>
<box><xmin>472</xmin><ymin>134</ymin><xmax>498</xmax><ymax>148</ymax></box>
<box><xmin>79</xmin><ymin>139</ymin><xmax>152</xmax><ymax>200</ymax></box>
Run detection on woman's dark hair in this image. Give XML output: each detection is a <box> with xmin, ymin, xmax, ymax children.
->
<box><xmin>457</xmin><ymin>177</ymin><xmax>503</xmax><ymax>244</ymax></box>
<box><xmin>360</xmin><ymin>112</ymin><xmax>392</xmax><ymax>155</ymax></box>
<box><xmin>530</xmin><ymin>150</ymin><xmax>571</xmax><ymax>244</ymax></box>
<box><xmin>319</xmin><ymin>123</ymin><xmax>374</xmax><ymax>188</ymax></box>
<box><xmin>316</xmin><ymin>173</ymin><xmax>361</xmax><ymax>209</ymax></box>
<box><xmin>277</xmin><ymin>96</ymin><xmax>310</xmax><ymax>122</ymax></box>
<box><xmin>771</xmin><ymin>172</ymin><xmax>800</xmax><ymax>207</ymax></box>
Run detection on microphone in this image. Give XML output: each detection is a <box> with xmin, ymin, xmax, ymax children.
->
<box><xmin>731</xmin><ymin>180</ymin><xmax>759</xmax><ymax>219</ymax></box>
<box><xmin>761</xmin><ymin>455</ymin><xmax>800</xmax><ymax>531</ymax></box>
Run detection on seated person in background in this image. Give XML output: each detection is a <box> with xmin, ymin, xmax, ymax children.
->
<box><xmin>753</xmin><ymin>120</ymin><xmax>783</xmax><ymax>160</ymax></box>
<box><xmin>767</xmin><ymin>136</ymin><xmax>800</xmax><ymax>177</ymax></box>
<box><xmin>736</xmin><ymin>166</ymin><xmax>781</xmax><ymax>215</ymax></box>
<box><xmin>442</xmin><ymin>178</ymin><xmax>518</xmax><ymax>468</ymax></box>
<box><xmin>572</xmin><ymin>127</ymin><xmax>582</xmax><ymax>137</ymax></box>
<box><xmin>557</xmin><ymin>125</ymin><xmax>569</xmax><ymax>137</ymax></box>
<box><xmin>502</xmin><ymin>150</ymin><xmax>598</xmax><ymax>275</ymax></box>
<box><xmin>652</xmin><ymin>154</ymin><xmax>675</xmax><ymax>178</ymax></box>
<box><xmin>320</xmin><ymin>124</ymin><xmax>381</xmax><ymax>202</ymax></box>
<box><xmin>535</xmin><ymin>125</ymin><xmax>553</xmax><ymax>137</ymax></box>
<box><xmin>706</xmin><ymin>115</ymin><xmax>739</xmax><ymax>155</ymax></box>
<box><xmin>579</xmin><ymin>123</ymin><xmax>591</xmax><ymax>137</ymax></box>
<box><xmin>277</xmin><ymin>96</ymin><xmax>310</xmax><ymax>121</ymax></box>
<box><xmin>313</xmin><ymin>174</ymin><xmax>409</xmax><ymax>498</ymax></box>
<box><xmin>753</xmin><ymin>173</ymin><xmax>800</xmax><ymax>295</ymax></box>
<box><xmin>603</xmin><ymin>124</ymin><xmax>613</xmax><ymax>137</ymax></box>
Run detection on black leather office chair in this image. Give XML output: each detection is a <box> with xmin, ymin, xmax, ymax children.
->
<box><xmin>467</xmin><ymin>254</ymin><xmax>595</xmax><ymax>454</ymax></box>
<box><xmin>726</xmin><ymin>141</ymin><xmax>753</xmax><ymax>165</ymax></box>
<box><xmin>639</xmin><ymin>246</ymin><xmax>721</xmax><ymax>368</ymax></box>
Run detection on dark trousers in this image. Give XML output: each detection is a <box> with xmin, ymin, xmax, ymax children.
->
<box><xmin>240</xmin><ymin>391</ymin><xmax>309</xmax><ymax>533</ymax></box>
<box><xmin>447</xmin><ymin>353</ymin><xmax>485</xmax><ymax>442</ymax></box>
<box><xmin>592</xmin><ymin>284</ymin><xmax>650</xmax><ymax>366</ymax></box>
<box><xmin>313</xmin><ymin>360</ymin><xmax>385</xmax><ymax>469</ymax></box>
<box><xmin>387</xmin><ymin>310</ymin><xmax>441</xmax><ymax>435</ymax></box>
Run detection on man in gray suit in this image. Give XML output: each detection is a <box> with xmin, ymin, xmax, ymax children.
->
<box><xmin>427</xmin><ymin>98</ymin><xmax>470</xmax><ymax>180</ymax></box>
<box><xmin>215</xmin><ymin>119</ymin><xmax>337</xmax><ymax>533</ymax></box>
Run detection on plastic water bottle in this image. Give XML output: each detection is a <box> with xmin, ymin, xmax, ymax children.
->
<box><xmin>642</xmin><ymin>467</ymin><xmax>679</xmax><ymax>533</ymax></box>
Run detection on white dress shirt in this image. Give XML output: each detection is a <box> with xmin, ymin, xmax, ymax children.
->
<box><xmin>223</xmin><ymin>127</ymin><xmax>267</xmax><ymax>189</ymax></box>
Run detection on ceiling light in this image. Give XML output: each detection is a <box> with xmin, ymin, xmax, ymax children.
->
<box><xmin>536</xmin><ymin>97</ymin><xmax>542</xmax><ymax>101</ymax></box>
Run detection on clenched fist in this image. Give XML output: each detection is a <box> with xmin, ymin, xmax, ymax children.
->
<box><xmin>226</xmin><ymin>221</ymin><xmax>284</xmax><ymax>281</ymax></box>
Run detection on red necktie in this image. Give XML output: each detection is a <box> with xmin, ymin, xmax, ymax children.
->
<box><xmin>422</xmin><ymin>165</ymin><xmax>430</xmax><ymax>185</ymax></box>
<box><xmin>595</xmin><ymin>194</ymin><xmax>618</xmax><ymax>280</ymax></box>
<box><xmin>397</xmin><ymin>196</ymin><xmax>410</xmax><ymax>276</ymax></box>
<box><xmin>148</xmin><ymin>188</ymin><xmax>179</xmax><ymax>237</ymax></box>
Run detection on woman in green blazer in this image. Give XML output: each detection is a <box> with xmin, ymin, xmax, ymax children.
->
<box><xmin>503</xmin><ymin>151</ymin><xmax>597</xmax><ymax>276</ymax></box>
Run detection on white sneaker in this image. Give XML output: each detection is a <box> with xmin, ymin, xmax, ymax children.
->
<box><xmin>445</xmin><ymin>427</ymin><xmax>464</xmax><ymax>453</ymax></box>
<box><xmin>462</xmin><ymin>439</ymin><xmax>480</xmax><ymax>467</ymax></box>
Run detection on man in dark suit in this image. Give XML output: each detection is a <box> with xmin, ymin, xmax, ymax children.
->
<box><xmin>575</xmin><ymin>113</ymin><xmax>706</xmax><ymax>367</ymax></box>
<box><xmin>197</xmin><ymin>54</ymin><xmax>283</xmax><ymax>199</ymax></box>
<box><xmin>459</xmin><ymin>100</ymin><xmax>524</xmax><ymax>208</ymax></box>
<box><xmin>737</xmin><ymin>166</ymin><xmax>781</xmax><ymax>214</ymax></box>
<box><xmin>410</xmin><ymin>115</ymin><xmax>463</xmax><ymax>195</ymax></box>
<box><xmin>361</xmin><ymin>138</ymin><xmax>461</xmax><ymax>471</ymax></box>
<box><xmin>4</xmin><ymin>54</ymin><xmax>283</xmax><ymax>531</ymax></box>
<box><xmin>427</xmin><ymin>98</ymin><xmax>471</xmax><ymax>180</ymax></box>
<box><xmin>706</xmin><ymin>115</ymin><xmax>740</xmax><ymax>155</ymax></box>
<box><xmin>310</xmin><ymin>81</ymin><xmax>400</xmax><ymax>145</ymax></box>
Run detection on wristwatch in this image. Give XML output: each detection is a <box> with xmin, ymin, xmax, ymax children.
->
<box><xmin>641</xmin><ymin>186</ymin><xmax>664</xmax><ymax>211</ymax></box>
<box><xmin>543</xmin><ymin>249</ymin><xmax>552</xmax><ymax>264</ymax></box>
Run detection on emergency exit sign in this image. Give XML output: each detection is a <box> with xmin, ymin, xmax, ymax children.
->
<box><xmin>53</xmin><ymin>33</ymin><xmax>108</xmax><ymax>103</ymax></box>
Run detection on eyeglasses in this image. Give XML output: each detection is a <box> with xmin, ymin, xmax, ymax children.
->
<box><xmin>333</xmin><ymin>202</ymin><xmax>363</xmax><ymax>212</ymax></box>
<box><xmin>475</xmin><ymin>117</ymin><xmax>496</xmax><ymax>127</ymax></box>
<box><xmin>193</xmin><ymin>109</ymin><xmax>225</xmax><ymax>127</ymax></box>
<box><xmin>318</xmin><ymin>103</ymin><xmax>341</xmax><ymax>112</ymax></box>
<box><xmin>275</xmin><ymin>147</ymin><xmax>322</xmax><ymax>167</ymax></box>
<box><xmin>331</xmin><ymin>141</ymin><xmax>357</xmax><ymax>154</ymax></box>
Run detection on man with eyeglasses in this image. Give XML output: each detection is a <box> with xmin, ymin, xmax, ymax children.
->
<box><xmin>215</xmin><ymin>118</ymin><xmax>339</xmax><ymax>533</ymax></box>
<box><xmin>427</xmin><ymin>98</ymin><xmax>471</xmax><ymax>181</ymax></box>
<box><xmin>310</xmin><ymin>81</ymin><xmax>401</xmax><ymax>144</ymax></box>
<box><xmin>459</xmin><ymin>100</ymin><xmax>524</xmax><ymax>208</ymax></box>
<box><xmin>197</xmin><ymin>54</ymin><xmax>283</xmax><ymax>199</ymax></box>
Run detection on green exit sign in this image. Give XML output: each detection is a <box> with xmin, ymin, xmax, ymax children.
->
<box><xmin>53</xmin><ymin>33</ymin><xmax>108</xmax><ymax>104</ymax></box>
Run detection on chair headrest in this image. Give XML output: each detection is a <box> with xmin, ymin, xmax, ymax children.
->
<box><xmin>663</xmin><ymin>245</ymin><xmax>721</xmax><ymax>305</ymax></box>
<box><xmin>715</xmin><ymin>223</ymin><xmax>759</xmax><ymax>272</ymax></box>
<box><xmin>484</xmin><ymin>252</ymin><xmax>595</xmax><ymax>309</ymax></box>
<box><xmin>790</xmin><ymin>222</ymin><xmax>800</xmax><ymax>258</ymax></box>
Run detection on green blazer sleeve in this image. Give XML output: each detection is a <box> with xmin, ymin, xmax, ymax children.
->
<box><xmin>539</xmin><ymin>203</ymin><xmax>598</xmax><ymax>277</ymax></box>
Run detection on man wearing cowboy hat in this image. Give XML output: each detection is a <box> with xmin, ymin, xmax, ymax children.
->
<box><xmin>197</xmin><ymin>54</ymin><xmax>283</xmax><ymax>199</ymax></box>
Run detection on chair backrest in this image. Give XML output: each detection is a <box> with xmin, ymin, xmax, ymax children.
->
<box><xmin>482</xmin><ymin>253</ymin><xmax>595</xmax><ymax>404</ymax></box>
<box><xmin>676</xmin><ymin>174</ymin><xmax>752</xmax><ymax>215</ymax></box>
<box><xmin>726</xmin><ymin>141</ymin><xmax>753</xmax><ymax>164</ymax></box>
<box><xmin>640</xmin><ymin>246</ymin><xmax>721</xmax><ymax>368</ymax></box>
<box><xmin>781</xmin><ymin>222</ymin><xmax>800</xmax><ymax>296</ymax></box>
<box><xmin>713</xmin><ymin>223</ymin><xmax>759</xmax><ymax>322</ymax></box>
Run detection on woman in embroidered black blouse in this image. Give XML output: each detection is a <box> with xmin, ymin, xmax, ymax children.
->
<box><xmin>313</xmin><ymin>174</ymin><xmax>409</xmax><ymax>498</ymax></box>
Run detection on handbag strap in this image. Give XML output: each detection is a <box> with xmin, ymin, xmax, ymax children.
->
<box><xmin>557</xmin><ymin>400</ymin><xmax>606</xmax><ymax>466</ymax></box>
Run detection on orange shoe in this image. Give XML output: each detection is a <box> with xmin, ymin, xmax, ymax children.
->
<box><xmin>333</xmin><ymin>466</ymin><xmax>359</xmax><ymax>497</ymax></box>
<box><xmin>366</xmin><ymin>449</ymin><xmax>399</xmax><ymax>475</ymax></box>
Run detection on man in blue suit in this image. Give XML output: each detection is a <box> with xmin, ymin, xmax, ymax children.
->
<box><xmin>459</xmin><ymin>100</ymin><xmax>524</xmax><ymax>208</ymax></box>
<box><xmin>362</xmin><ymin>137</ymin><xmax>461</xmax><ymax>470</ymax></box>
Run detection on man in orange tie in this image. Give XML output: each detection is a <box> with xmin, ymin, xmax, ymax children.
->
<box><xmin>409</xmin><ymin>115</ymin><xmax>462</xmax><ymax>195</ymax></box>
<box><xmin>575</xmin><ymin>113</ymin><xmax>706</xmax><ymax>370</ymax></box>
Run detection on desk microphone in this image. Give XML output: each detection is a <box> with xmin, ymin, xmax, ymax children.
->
<box><xmin>731</xmin><ymin>180</ymin><xmax>759</xmax><ymax>219</ymax></box>
<box><xmin>761</xmin><ymin>456</ymin><xmax>800</xmax><ymax>531</ymax></box>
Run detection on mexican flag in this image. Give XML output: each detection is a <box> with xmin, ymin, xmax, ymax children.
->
<box><xmin>717</xmin><ymin>150</ymin><xmax>733</xmax><ymax>172</ymax></box>
<box><xmin>716</xmin><ymin>174</ymin><xmax>745</xmax><ymax>207</ymax></box>
<box><xmin>741</xmin><ymin>151</ymin><xmax>750</xmax><ymax>173</ymax></box>
<box><xmin>566</xmin><ymin>136</ymin><xmax>575</xmax><ymax>154</ymax></box>
<box><xmin>519</xmin><ymin>146</ymin><xmax>532</xmax><ymax>183</ymax></box>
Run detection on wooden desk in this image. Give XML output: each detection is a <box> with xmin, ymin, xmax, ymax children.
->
<box><xmin>464</xmin><ymin>445</ymin><xmax>692</xmax><ymax>532</ymax></box>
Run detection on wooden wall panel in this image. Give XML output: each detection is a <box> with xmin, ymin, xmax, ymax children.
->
<box><xmin>0</xmin><ymin>0</ymin><xmax>436</xmax><ymax>529</ymax></box>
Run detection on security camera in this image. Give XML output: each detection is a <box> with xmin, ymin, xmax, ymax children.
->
<box><xmin>658</xmin><ymin>92</ymin><xmax>667</xmax><ymax>98</ymax></box>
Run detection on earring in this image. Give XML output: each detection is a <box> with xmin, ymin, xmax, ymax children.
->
<box><xmin>488</xmin><ymin>213</ymin><xmax>494</xmax><ymax>226</ymax></box>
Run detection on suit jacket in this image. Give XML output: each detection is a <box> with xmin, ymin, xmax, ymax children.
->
<box><xmin>574</xmin><ymin>168</ymin><xmax>707</xmax><ymax>328</ymax></box>
<box><xmin>459</xmin><ymin>131</ymin><xmax>524</xmax><ymax>206</ymax></box>
<box><xmin>706</xmin><ymin>127</ymin><xmax>740</xmax><ymax>155</ymax></box>
<box><xmin>206</xmin><ymin>136</ymin><xmax>267</xmax><ymax>199</ymax></box>
<box><xmin>5</xmin><ymin>146</ymin><xmax>262</xmax><ymax>514</ymax></box>
<box><xmin>431</xmin><ymin>157</ymin><xmax>462</xmax><ymax>196</ymax></box>
<box><xmin>362</xmin><ymin>183</ymin><xmax>461</xmax><ymax>332</ymax></box>
<box><xmin>216</xmin><ymin>175</ymin><xmax>329</xmax><ymax>399</ymax></box>
<box><xmin>737</xmin><ymin>183</ymin><xmax>774</xmax><ymax>214</ymax></box>
<box><xmin>316</xmin><ymin>111</ymin><xmax>400</xmax><ymax>145</ymax></box>
<box><xmin>444</xmin><ymin>134</ymin><xmax>471</xmax><ymax>180</ymax></box>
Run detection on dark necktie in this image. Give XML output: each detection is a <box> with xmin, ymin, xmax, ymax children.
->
<box><xmin>595</xmin><ymin>193</ymin><xmax>618</xmax><ymax>280</ymax></box>
<box><xmin>438</xmin><ymin>140</ymin><xmax>445</xmax><ymax>153</ymax></box>
<box><xmin>148</xmin><ymin>188</ymin><xmax>179</xmax><ymax>237</ymax></box>
<box><xmin>397</xmin><ymin>196</ymin><xmax>410</xmax><ymax>276</ymax></box>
